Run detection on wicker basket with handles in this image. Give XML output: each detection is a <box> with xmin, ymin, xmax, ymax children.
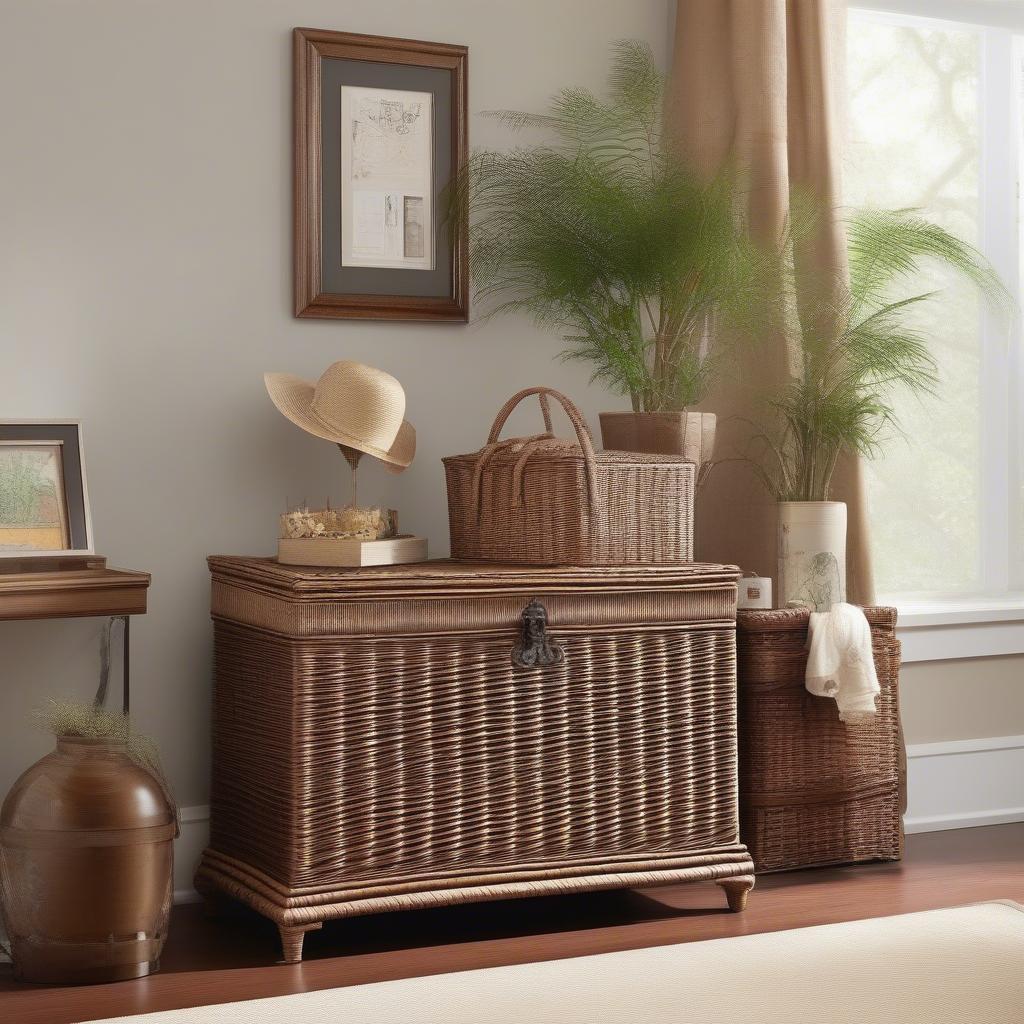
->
<box><xmin>443</xmin><ymin>387</ymin><xmax>695</xmax><ymax>565</ymax></box>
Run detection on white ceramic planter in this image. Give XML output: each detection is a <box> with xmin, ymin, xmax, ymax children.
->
<box><xmin>777</xmin><ymin>501</ymin><xmax>847</xmax><ymax>611</ymax></box>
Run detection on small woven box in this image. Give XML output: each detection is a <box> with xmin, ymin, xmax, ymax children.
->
<box><xmin>736</xmin><ymin>606</ymin><xmax>904</xmax><ymax>873</ymax></box>
<box><xmin>443</xmin><ymin>387</ymin><xmax>695</xmax><ymax>565</ymax></box>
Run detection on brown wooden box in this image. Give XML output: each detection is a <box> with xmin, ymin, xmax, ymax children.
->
<box><xmin>198</xmin><ymin>557</ymin><xmax>754</xmax><ymax>961</ymax></box>
<box><xmin>736</xmin><ymin>607</ymin><xmax>904</xmax><ymax>873</ymax></box>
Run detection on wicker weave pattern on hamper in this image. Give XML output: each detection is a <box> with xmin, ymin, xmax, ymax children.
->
<box><xmin>443</xmin><ymin>388</ymin><xmax>695</xmax><ymax>565</ymax></box>
<box><xmin>736</xmin><ymin>607</ymin><xmax>903</xmax><ymax>873</ymax></box>
<box><xmin>197</xmin><ymin>557</ymin><xmax>755</xmax><ymax>961</ymax></box>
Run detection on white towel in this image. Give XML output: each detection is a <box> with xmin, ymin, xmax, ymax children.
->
<box><xmin>805</xmin><ymin>603</ymin><xmax>880</xmax><ymax>722</ymax></box>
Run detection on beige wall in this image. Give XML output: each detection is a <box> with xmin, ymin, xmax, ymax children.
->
<box><xmin>0</xmin><ymin>0</ymin><xmax>674</xmax><ymax>809</ymax></box>
<box><xmin>900</xmin><ymin>656</ymin><xmax>1024</xmax><ymax>746</ymax></box>
<box><xmin>0</xmin><ymin>1</ymin><xmax>1019</xmax><ymax>826</ymax></box>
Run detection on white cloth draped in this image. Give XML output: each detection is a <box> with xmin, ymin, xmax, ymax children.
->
<box><xmin>805</xmin><ymin>602</ymin><xmax>879</xmax><ymax>722</ymax></box>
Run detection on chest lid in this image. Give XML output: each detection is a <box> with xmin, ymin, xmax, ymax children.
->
<box><xmin>208</xmin><ymin>557</ymin><xmax>740</xmax><ymax>637</ymax></box>
<box><xmin>210</xmin><ymin>557</ymin><xmax>738</xmax><ymax>595</ymax></box>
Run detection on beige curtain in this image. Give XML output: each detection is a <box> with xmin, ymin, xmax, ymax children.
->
<box><xmin>668</xmin><ymin>0</ymin><xmax>875</xmax><ymax>605</ymax></box>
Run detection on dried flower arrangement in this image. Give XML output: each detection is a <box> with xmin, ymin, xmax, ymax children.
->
<box><xmin>279</xmin><ymin>504</ymin><xmax>398</xmax><ymax>541</ymax></box>
<box><xmin>33</xmin><ymin>618</ymin><xmax>176</xmax><ymax>813</ymax></box>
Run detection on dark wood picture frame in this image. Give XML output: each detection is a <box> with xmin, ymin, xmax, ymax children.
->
<box><xmin>294</xmin><ymin>27</ymin><xmax>469</xmax><ymax>322</ymax></box>
<box><xmin>0</xmin><ymin>420</ymin><xmax>93</xmax><ymax>560</ymax></box>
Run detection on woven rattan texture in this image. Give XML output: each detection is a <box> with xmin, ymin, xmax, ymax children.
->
<box><xmin>207</xmin><ymin>557</ymin><xmax>740</xmax><ymax>596</ymax></box>
<box><xmin>210</xmin><ymin>621</ymin><xmax>741</xmax><ymax>890</ymax></box>
<box><xmin>210</xmin><ymin>581</ymin><xmax>737</xmax><ymax>637</ymax></box>
<box><xmin>736</xmin><ymin>607</ymin><xmax>903</xmax><ymax>873</ymax></box>
<box><xmin>443</xmin><ymin>388</ymin><xmax>695</xmax><ymax>565</ymax></box>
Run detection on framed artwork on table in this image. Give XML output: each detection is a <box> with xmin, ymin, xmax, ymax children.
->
<box><xmin>0</xmin><ymin>421</ymin><xmax>92</xmax><ymax>559</ymax></box>
<box><xmin>294</xmin><ymin>27</ymin><xmax>469</xmax><ymax>322</ymax></box>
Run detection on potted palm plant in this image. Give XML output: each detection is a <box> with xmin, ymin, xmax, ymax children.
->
<box><xmin>749</xmin><ymin>208</ymin><xmax>1010</xmax><ymax>609</ymax></box>
<box><xmin>448</xmin><ymin>41</ymin><xmax>762</xmax><ymax>474</ymax></box>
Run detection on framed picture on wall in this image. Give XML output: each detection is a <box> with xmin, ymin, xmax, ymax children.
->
<box><xmin>0</xmin><ymin>421</ymin><xmax>93</xmax><ymax>559</ymax></box>
<box><xmin>294</xmin><ymin>27</ymin><xmax>469</xmax><ymax>322</ymax></box>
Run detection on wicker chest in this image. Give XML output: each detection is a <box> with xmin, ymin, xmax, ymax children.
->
<box><xmin>198</xmin><ymin>557</ymin><xmax>754</xmax><ymax>961</ymax></box>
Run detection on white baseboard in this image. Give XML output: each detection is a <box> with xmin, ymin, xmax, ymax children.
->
<box><xmin>172</xmin><ymin>735</ymin><xmax>1024</xmax><ymax>902</ymax></box>
<box><xmin>174</xmin><ymin>804</ymin><xmax>209</xmax><ymax>904</ymax></box>
<box><xmin>904</xmin><ymin>734</ymin><xmax>1024</xmax><ymax>834</ymax></box>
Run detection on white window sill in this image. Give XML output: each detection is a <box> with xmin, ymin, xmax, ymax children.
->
<box><xmin>886</xmin><ymin>596</ymin><xmax>1024</xmax><ymax>628</ymax></box>
<box><xmin>883</xmin><ymin>594</ymin><xmax>1024</xmax><ymax>663</ymax></box>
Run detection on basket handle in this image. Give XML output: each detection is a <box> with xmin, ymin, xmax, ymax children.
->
<box><xmin>484</xmin><ymin>387</ymin><xmax>600</xmax><ymax>506</ymax></box>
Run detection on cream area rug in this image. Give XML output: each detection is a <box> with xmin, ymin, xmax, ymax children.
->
<box><xmin>87</xmin><ymin>902</ymin><xmax>1024</xmax><ymax>1023</ymax></box>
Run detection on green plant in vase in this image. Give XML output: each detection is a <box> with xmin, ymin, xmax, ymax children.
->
<box><xmin>748</xmin><ymin>207</ymin><xmax>1011</xmax><ymax>609</ymax></box>
<box><xmin>447</xmin><ymin>40</ymin><xmax>765</xmax><ymax>474</ymax></box>
<box><xmin>0</xmin><ymin>618</ymin><xmax>177</xmax><ymax>983</ymax></box>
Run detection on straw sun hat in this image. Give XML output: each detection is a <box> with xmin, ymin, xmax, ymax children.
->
<box><xmin>264</xmin><ymin>361</ymin><xmax>416</xmax><ymax>471</ymax></box>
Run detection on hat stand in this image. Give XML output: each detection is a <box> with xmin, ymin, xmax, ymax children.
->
<box><xmin>338</xmin><ymin>444</ymin><xmax>363</xmax><ymax>508</ymax></box>
<box><xmin>276</xmin><ymin>445</ymin><xmax>427</xmax><ymax>568</ymax></box>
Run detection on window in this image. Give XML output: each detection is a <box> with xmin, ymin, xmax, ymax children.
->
<box><xmin>845</xmin><ymin>6</ymin><xmax>1022</xmax><ymax>602</ymax></box>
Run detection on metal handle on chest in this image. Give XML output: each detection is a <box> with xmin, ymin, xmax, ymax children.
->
<box><xmin>511</xmin><ymin>599</ymin><xmax>565</xmax><ymax>669</ymax></box>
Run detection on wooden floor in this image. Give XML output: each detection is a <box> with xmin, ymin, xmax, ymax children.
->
<box><xmin>2</xmin><ymin>823</ymin><xmax>1022</xmax><ymax>1024</ymax></box>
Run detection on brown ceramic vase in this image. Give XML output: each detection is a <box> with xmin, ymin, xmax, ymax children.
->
<box><xmin>0</xmin><ymin>736</ymin><xmax>175</xmax><ymax>984</ymax></box>
<box><xmin>599</xmin><ymin>410</ymin><xmax>717</xmax><ymax>468</ymax></box>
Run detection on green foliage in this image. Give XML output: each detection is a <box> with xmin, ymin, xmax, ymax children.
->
<box><xmin>748</xmin><ymin>207</ymin><xmax>1011</xmax><ymax>502</ymax></box>
<box><xmin>447</xmin><ymin>41</ymin><xmax>763</xmax><ymax>412</ymax></box>
<box><xmin>34</xmin><ymin>616</ymin><xmax>177</xmax><ymax>818</ymax></box>
<box><xmin>35</xmin><ymin>699</ymin><xmax>167</xmax><ymax>784</ymax></box>
<box><xmin>38</xmin><ymin>698</ymin><xmax>133</xmax><ymax>742</ymax></box>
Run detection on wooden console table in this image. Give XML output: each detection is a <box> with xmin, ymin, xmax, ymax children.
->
<box><xmin>0</xmin><ymin>556</ymin><xmax>150</xmax><ymax>712</ymax></box>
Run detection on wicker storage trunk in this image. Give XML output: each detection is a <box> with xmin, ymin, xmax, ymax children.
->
<box><xmin>198</xmin><ymin>557</ymin><xmax>754</xmax><ymax>961</ymax></box>
<box><xmin>444</xmin><ymin>388</ymin><xmax>695</xmax><ymax>565</ymax></box>
<box><xmin>736</xmin><ymin>607</ymin><xmax>903</xmax><ymax>873</ymax></box>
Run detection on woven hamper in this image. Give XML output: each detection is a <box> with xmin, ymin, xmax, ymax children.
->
<box><xmin>197</xmin><ymin>557</ymin><xmax>755</xmax><ymax>961</ymax></box>
<box><xmin>444</xmin><ymin>387</ymin><xmax>695</xmax><ymax>565</ymax></box>
<box><xmin>736</xmin><ymin>607</ymin><xmax>903</xmax><ymax>873</ymax></box>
